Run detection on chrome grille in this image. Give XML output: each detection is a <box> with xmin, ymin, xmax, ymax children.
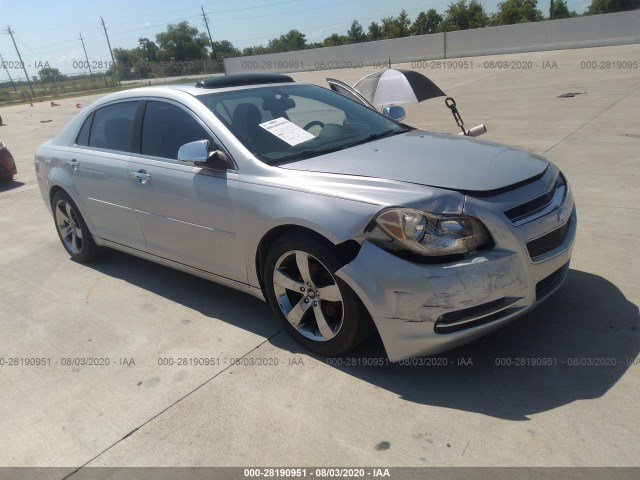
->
<box><xmin>505</xmin><ymin>175</ymin><xmax>564</xmax><ymax>225</ymax></box>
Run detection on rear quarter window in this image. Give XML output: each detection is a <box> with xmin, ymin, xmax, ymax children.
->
<box><xmin>75</xmin><ymin>113</ymin><xmax>94</xmax><ymax>146</ymax></box>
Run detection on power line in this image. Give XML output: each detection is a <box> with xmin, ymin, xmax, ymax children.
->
<box><xmin>106</xmin><ymin>0</ymin><xmax>306</xmax><ymax>22</ymax></box>
<box><xmin>15</xmin><ymin>37</ymin><xmax>79</xmax><ymax>54</ymax></box>
<box><xmin>6</xmin><ymin>0</ymin><xmax>359</xmax><ymax>55</ymax></box>
<box><xmin>107</xmin><ymin>15</ymin><xmax>200</xmax><ymax>38</ymax></box>
<box><xmin>210</xmin><ymin>0</ymin><xmax>364</xmax><ymax>22</ymax></box>
<box><xmin>0</xmin><ymin>1</ymin><xmax>447</xmax><ymax>81</ymax></box>
<box><xmin>5</xmin><ymin>26</ymin><xmax>34</xmax><ymax>96</ymax></box>
<box><xmin>232</xmin><ymin>4</ymin><xmax>430</xmax><ymax>46</ymax></box>
<box><xmin>100</xmin><ymin>17</ymin><xmax>119</xmax><ymax>85</ymax></box>
<box><xmin>201</xmin><ymin>6</ymin><xmax>217</xmax><ymax>60</ymax></box>
<box><xmin>0</xmin><ymin>53</ymin><xmax>18</xmax><ymax>92</ymax></box>
<box><xmin>206</xmin><ymin>0</ymin><xmax>305</xmax><ymax>14</ymax></box>
<box><xmin>79</xmin><ymin>33</ymin><xmax>92</xmax><ymax>77</ymax></box>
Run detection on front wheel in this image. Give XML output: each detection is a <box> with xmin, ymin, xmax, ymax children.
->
<box><xmin>264</xmin><ymin>234</ymin><xmax>371</xmax><ymax>356</ymax></box>
<box><xmin>52</xmin><ymin>190</ymin><xmax>104</xmax><ymax>262</ymax></box>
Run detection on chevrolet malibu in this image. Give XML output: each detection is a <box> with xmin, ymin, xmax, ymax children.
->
<box><xmin>35</xmin><ymin>73</ymin><xmax>576</xmax><ymax>361</ymax></box>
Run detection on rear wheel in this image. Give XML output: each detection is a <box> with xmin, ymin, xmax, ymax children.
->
<box><xmin>264</xmin><ymin>234</ymin><xmax>370</xmax><ymax>356</ymax></box>
<box><xmin>52</xmin><ymin>190</ymin><xmax>103</xmax><ymax>262</ymax></box>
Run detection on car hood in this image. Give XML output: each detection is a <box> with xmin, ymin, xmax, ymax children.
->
<box><xmin>279</xmin><ymin>129</ymin><xmax>549</xmax><ymax>195</ymax></box>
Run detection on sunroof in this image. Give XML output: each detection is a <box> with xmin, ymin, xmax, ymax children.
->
<box><xmin>195</xmin><ymin>73</ymin><xmax>295</xmax><ymax>89</ymax></box>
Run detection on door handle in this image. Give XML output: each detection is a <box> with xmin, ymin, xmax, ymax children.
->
<box><xmin>131</xmin><ymin>170</ymin><xmax>151</xmax><ymax>184</ymax></box>
<box><xmin>67</xmin><ymin>159</ymin><xmax>79</xmax><ymax>171</ymax></box>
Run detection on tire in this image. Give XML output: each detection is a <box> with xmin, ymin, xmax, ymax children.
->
<box><xmin>52</xmin><ymin>190</ymin><xmax>104</xmax><ymax>262</ymax></box>
<box><xmin>264</xmin><ymin>233</ymin><xmax>371</xmax><ymax>356</ymax></box>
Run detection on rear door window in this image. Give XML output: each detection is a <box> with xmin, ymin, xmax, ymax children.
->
<box><xmin>88</xmin><ymin>101</ymin><xmax>138</xmax><ymax>152</ymax></box>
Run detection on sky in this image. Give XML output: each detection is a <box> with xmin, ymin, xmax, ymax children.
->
<box><xmin>0</xmin><ymin>0</ymin><xmax>590</xmax><ymax>82</ymax></box>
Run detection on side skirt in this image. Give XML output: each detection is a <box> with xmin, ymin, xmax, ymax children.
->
<box><xmin>94</xmin><ymin>237</ymin><xmax>266</xmax><ymax>302</ymax></box>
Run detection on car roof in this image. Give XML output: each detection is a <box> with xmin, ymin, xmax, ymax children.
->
<box><xmin>147</xmin><ymin>73</ymin><xmax>299</xmax><ymax>97</ymax></box>
<box><xmin>81</xmin><ymin>74</ymin><xmax>309</xmax><ymax>110</ymax></box>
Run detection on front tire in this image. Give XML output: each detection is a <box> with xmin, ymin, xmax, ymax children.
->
<box><xmin>264</xmin><ymin>234</ymin><xmax>370</xmax><ymax>356</ymax></box>
<box><xmin>52</xmin><ymin>190</ymin><xmax>103</xmax><ymax>262</ymax></box>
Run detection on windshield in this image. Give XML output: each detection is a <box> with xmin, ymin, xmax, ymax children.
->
<box><xmin>197</xmin><ymin>84</ymin><xmax>410</xmax><ymax>165</ymax></box>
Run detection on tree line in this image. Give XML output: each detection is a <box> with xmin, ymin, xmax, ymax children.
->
<box><xmin>39</xmin><ymin>0</ymin><xmax>639</xmax><ymax>81</ymax></box>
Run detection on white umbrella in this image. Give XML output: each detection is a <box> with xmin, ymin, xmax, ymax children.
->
<box><xmin>352</xmin><ymin>68</ymin><xmax>486</xmax><ymax>137</ymax></box>
<box><xmin>353</xmin><ymin>69</ymin><xmax>446</xmax><ymax>106</ymax></box>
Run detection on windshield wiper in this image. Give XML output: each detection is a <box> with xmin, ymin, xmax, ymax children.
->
<box><xmin>269</xmin><ymin>129</ymin><xmax>409</xmax><ymax>165</ymax></box>
<box><xmin>269</xmin><ymin>146</ymin><xmax>348</xmax><ymax>165</ymax></box>
<box><xmin>349</xmin><ymin>129</ymin><xmax>406</xmax><ymax>148</ymax></box>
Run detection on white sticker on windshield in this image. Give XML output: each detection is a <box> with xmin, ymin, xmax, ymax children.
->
<box><xmin>259</xmin><ymin>117</ymin><xmax>315</xmax><ymax>146</ymax></box>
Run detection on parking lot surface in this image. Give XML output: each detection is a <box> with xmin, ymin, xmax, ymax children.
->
<box><xmin>0</xmin><ymin>44</ymin><xmax>638</xmax><ymax>472</ymax></box>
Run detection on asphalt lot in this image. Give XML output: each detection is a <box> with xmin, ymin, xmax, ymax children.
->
<box><xmin>0</xmin><ymin>44</ymin><xmax>639</xmax><ymax>473</ymax></box>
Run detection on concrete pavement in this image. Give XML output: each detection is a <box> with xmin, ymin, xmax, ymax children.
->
<box><xmin>0</xmin><ymin>44</ymin><xmax>638</xmax><ymax>472</ymax></box>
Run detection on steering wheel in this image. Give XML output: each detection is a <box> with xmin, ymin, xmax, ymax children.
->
<box><xmin>303</xmin><ymin>120</ymin><xmax>325</xmax><ymax>131</ymax></box>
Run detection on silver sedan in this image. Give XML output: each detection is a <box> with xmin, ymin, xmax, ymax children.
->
<box><xmin>35</xmin><ymin>73</ymin><xmax>576</xmax><ymax>361</ymax></box>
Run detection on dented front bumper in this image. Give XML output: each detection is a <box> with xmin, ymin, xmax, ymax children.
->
<box><xmin>336</xmin><ymin>187</ymin><xmax>576</xmax><ymax>362</ymax></box>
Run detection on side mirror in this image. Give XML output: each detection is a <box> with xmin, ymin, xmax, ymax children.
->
<box><xmin>382</xmin><ymin>105</ymin><xmax>406</xmax><ymax>122</ymax></box>
<box><xmin>178</xmin><ymin>140</ymin><xmax>230</xmax><ymax>170</ymax></box>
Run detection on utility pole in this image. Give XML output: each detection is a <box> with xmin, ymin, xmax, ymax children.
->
<box><xmin>100</xmin><ymin>17</ymin><xmax>119</xmax><ymax>85</ymax></box>
<box><xmin>0</xmin><ymin>53</ymin><xmax>18</xmax><ymax>92</ymax></box>
<box><xmin>79</xmin><ymin>33</ymin><xmax>92</xmax><ymax>77</ymax></box>
<box><xmin>6</xmin><ymin>26</ymin><xmax>35</xmax><ymax>96</ymax></box>
<box><xmin>201</xmin><ymin>6</ymin><xmax>217</xmax><ymax>60</ymax></box>
<box><xmin>550</xmin><ymin>0</ymin><xmax>554</xmax><ymax>19</ymax></box>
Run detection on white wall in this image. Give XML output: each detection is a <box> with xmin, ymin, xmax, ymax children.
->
<box><xmin>224</xmin><ymin>11</ymin><xmax>640</xmax><ymax>74</ymax></box>
<box><xmin>445</xmin><ymin>11</ymin><xmax>640</xmax><ymax>58</ymax></box>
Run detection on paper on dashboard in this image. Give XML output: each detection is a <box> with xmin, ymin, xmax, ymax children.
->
<box><xmin>259</xmin><ymin>117</ymin><xmax>316</xmax><ymax>146</ymax></box>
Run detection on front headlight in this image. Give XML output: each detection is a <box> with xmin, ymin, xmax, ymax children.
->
<box><xmin>373</xmin><ymin>207</ymin><xmax>493</xmax><ymax>257</ymax></box>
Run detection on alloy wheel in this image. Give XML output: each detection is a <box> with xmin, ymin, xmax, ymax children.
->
<box><xmin>272</xmin><ymin>250</ymin><xmax>344</xmax><ymax>342</ymax></box>
<box><xmin>54</xmin><ymin>199</ymin><xmax>83</xmax><ymax>255</ymax></box>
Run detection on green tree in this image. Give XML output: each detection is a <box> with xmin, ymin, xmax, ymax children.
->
<box><xmin>267</xmin><ymin>29</ymin><xmax>307</xmax><ymax>52</ymax></box>
<box><xmin>242</xmin><ymin>45</ymin><xmax>271</xmax><ymax>56</ymax></box>
<box><xmin>347</xmin><ymin>20</ymin><xmax>366</xmax><ymax>43</ymax></box>
<box><xmin>111</xmin><ymin>47</ymin><xmax>141</xmax><ymax>80</ymax></box>
<box><xmin>586</xmin><ymin>0</ymin><xmax>639</xmax><ymax>14</ymax></box>
<box><xmin>323</xmin><ymin>33</ymin><xmax>348</xmax><ymax>46</ymax></box>
<box><xmin>441</xmin><ymin>0</ymin><xmax>490</xmax><ymax>31</ymax></box>
<box><xmin>210</xmin><ymin>40</ymin><xmax>240</xmax><ymax>58</ymax></box>
<box><xmin>380</xmin><ymin>17</ymin><xmax>396</xmax><ymax>38</ymax></box>
<box><xmin>155</xmin><ymin>21</ymin><xmax>208</xmax><ymax>62</ymax></box>
<box><xmin>380</xmin><ymin>9</ymin><xmax>412</xmax><ymax>38</ymax></box>
<box><xmin>135</xmin><ymin>38</ymin><xmax>159</xmax><ymax>77</ymax></box>
<box><xmin>368</xmin><ymin>21</ymin><xmax>382</xmax><ymax>40</ymax></box>
<box><xmin>137</xmin><ymin>38</ymin><xmax>159</xmax><ymax>62</ymax></box>
<box><xmin>411</xmin><ymin>9</ymin><xmax>444</xmax><ymax>35</ymax></box>
<box><xmin>550</xmin><ymin>0</ymin><xmax>577</xmax><ymax>18</ymax></box>
<box><xmin>396</xmin><ymin>9</ymin><xmax>412</xmax><ymax>37</ymax></box>
<box><xmin>39</xmin><ymin>67</ymin><xmax>66</xmax><ymax>83</ymax></box>
<box><xmin>494</xmin><ymin>0</ymin><xmax>543</xmax><ymax>25</ymax></box>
